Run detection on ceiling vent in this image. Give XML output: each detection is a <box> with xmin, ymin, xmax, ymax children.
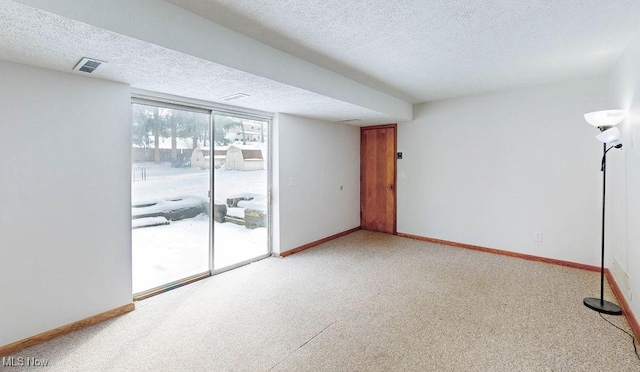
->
<box><xmin>337</xmin><ymin>119</ymin><xmax>362</xmax><ymax>124</ymax></box>
<box><xmin>220</xmin><ymin>93</ymin><xmax>250</xmax><ymax>101</ymax></box>
<box><xmin>73</xmin><ymin>57</ymin><xmax>105</xmax><ymax>73</ymax></box>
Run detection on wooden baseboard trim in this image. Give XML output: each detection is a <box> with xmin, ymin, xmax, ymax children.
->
<box><xmin>398</xmin><ymin>232</ymin><xmax>640</xmax><ymax>341</ymax></box>
<box><xmin>397</xmin><ymin>232</ymin><xmax>600</xmax><ymax>272</ymax></box>
<box><xmin>275</xmin><ymin>227</ymin><xmax>362</xmax><ymax>258</ymax></box>
<box><xmin>605</xmin><ymin>269</ymin><xmax>640</xmax><ymax>340</ymax></box>
<box><xmin>0</xmin><ymin>303</ymin><xmax>135</xmax><ymax>357</ymax></box>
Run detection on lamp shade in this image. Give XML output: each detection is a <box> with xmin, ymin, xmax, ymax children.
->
<box><xmin>596</xmin><ymin>127</ymin><xmax>622</xmax><ymax>146</ymax></box>
<box><xmin>584</xmin><ymin>110</ymin><xmax>625</xmax><ymax>128</ymax></box>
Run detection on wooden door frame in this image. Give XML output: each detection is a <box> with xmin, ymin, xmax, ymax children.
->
<box><xmin>360</xmin><ymin>123</ymin><xmax>397</xmax><ymax>234</ymax></box>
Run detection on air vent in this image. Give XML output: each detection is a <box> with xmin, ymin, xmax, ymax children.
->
<box><xmin>73</xmin><ymin>57</ymin><xmax>105</xmax><ymax>74</ymax></box>
<box><xmin>337</xmin><ymin>119</ymin><xmax>362</xmax><ymax>124</ymax></box>
<box><xmin>220</xmin><ymin>93</ymin><xmax>250</xmax><ymax>101</ymax></box>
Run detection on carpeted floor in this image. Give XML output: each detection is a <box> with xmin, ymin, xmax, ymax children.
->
<box><xmin>4</xmin><ymin>230</ymin><xmax>639</xmax><ymax>371</ymax></box>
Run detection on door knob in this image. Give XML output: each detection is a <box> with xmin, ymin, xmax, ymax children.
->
<box><xmin>387</xmin><ymin>184</ymin><xmax>394</xmax><ymax>190</ymax></box>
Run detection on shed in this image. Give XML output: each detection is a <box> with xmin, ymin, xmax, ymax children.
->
<box><xmin>213</xmin><ymin>146</ymin><xmax>228</xmax><ymax>168</ymax></box>
<box><xmin>190</xmin><ymin>146</ymin><xmax>210</xmax><ymax>169</ymax></box>
<box><xmin>225</xmin><ymin>145</ymin><xmax>264</xmax><ymax>171</ymax></box>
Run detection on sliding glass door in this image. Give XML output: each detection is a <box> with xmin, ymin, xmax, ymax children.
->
<box><xmin>131</xmin><ymin>103</ymin><xmax>211</xmax><ymax>294</ymax></box>
<box><xmin>130</xmin><ymin>99</ymin><xmax>272</xmax><ymax>296</ymax></box>
<box><xmin>212</xmin><ymin>114</ymin><xmax>270</xmax><ymax>270</ymax></box>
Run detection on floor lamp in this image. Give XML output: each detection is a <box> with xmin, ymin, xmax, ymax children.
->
<box><xmin>583</xmin><ymin>109</ymin><xmax>625</xmax><ymax>315</ymax></box>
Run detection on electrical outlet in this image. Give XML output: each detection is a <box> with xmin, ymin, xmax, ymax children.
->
<box><xmin>534</xmin><ymin>232</ymin><xmax>543</xmax><ymax>242</ymax></box>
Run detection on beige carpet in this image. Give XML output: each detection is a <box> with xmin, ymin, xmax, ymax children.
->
<box><xmin>5</xmin><ymin>230</ymin><xmax>639</xmax><ymax>371</ymax></box>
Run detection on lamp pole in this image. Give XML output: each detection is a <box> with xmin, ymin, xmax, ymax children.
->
<box><xmin>583</xmin><ymin>138</ymin><xmax>622</xmax><ymax>315</ymax></box>
<box><xmin>599</xmin><ymin>142</ymin><xmax>606</xmax><ymax>305</ymax></box>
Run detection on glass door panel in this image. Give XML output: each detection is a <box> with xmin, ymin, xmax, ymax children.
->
<box><xmin>131</xmin><ymin>103</ymin><xmax>211</xmax><ymax>293</ymax></box>
<box><xmin>212</xmin><ymin>114</ymin><xmax>269</xmax><ymax>270</ymax></box>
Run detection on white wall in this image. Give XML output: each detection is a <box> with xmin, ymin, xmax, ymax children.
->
<box><xmin>273</xmin><ymin>113</ymin><xmax>360</xmax><ymax>254</ymax></box>
<box><xmin>0</xmin><ymin>61</ymin><xmax>132</xmax><ymax>346</ymax></box>
<box><xmin>608</xmin><ymin>29</ymin><xmax>640</xmax><ymax>318</ymax></box>
<box><xmin>397</xmin><ymin>78</ymin><xmax>610</xmax><ymax>265</ymax></box>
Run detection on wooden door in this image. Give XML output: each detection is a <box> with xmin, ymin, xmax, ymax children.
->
<box><xmin>361</xmin><ymin>124</ymin><xmax>397</xmax><ymax>234</ymax></box>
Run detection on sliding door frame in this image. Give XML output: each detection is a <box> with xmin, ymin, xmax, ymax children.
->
<box><xmin>131</xmin><ymin>90</ymin><xmax>273</xmax><ymax>298</ymax></box>
<box><xmin>209</xmin><ymin>112</ymin><xmax>273</xmax><ymax>275</ymax></box>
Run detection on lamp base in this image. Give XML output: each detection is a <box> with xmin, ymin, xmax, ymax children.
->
<box><xmin>583</xmin><ymin>297</ymin><xmax>622</xmax><ymax>315</ymax></box>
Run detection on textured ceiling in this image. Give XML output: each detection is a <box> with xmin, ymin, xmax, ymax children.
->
<box><xmin>166</xmin><ymin>0</ymin><xmax>640</xmax><ymax>103</ymax></box>
<box><xmin>3</xmin><ymin>0</ymin><xmax>640</xmax><ymax>124</ymax></box>
<box><xmin>0</xmin><ymin>0</ymin><xmax>393</xmax><ymax>125</ymax></box>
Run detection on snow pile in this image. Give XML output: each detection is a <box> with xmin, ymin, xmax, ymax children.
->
<box><xmin>132</xmin><ymin>216</ymin><xmax>170</xmax><ymax>229</ymax></box>
<box><xmin>226</xmin><ymin>207</ymin><xmax>245</xmax><ymax>219</ymax></box>
<box><xmin>238</xmin><ymin>195</ymin><xmax>267</xmax><ymax>212</ymax></box>
<box><xmin>131</xmin><ymin>161</ymin><xmax>270</xmax><ymax>292</ymax></box>
<box><xmin>132</xmin><ymin>196</ymin><xmax>208</xmax><ymax>221</ymax></box>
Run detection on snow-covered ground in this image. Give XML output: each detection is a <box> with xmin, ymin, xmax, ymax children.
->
<box><xmin>132</xmin><ymin>153</ymin><xmax>268</xmax><ymax>294</ymax></box>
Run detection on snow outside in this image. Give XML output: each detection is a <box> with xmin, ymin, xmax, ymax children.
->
<box><xmin>132</xmin><ymin>105</ymin><xmax>268</xmax><ymax>294</ymax></box>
